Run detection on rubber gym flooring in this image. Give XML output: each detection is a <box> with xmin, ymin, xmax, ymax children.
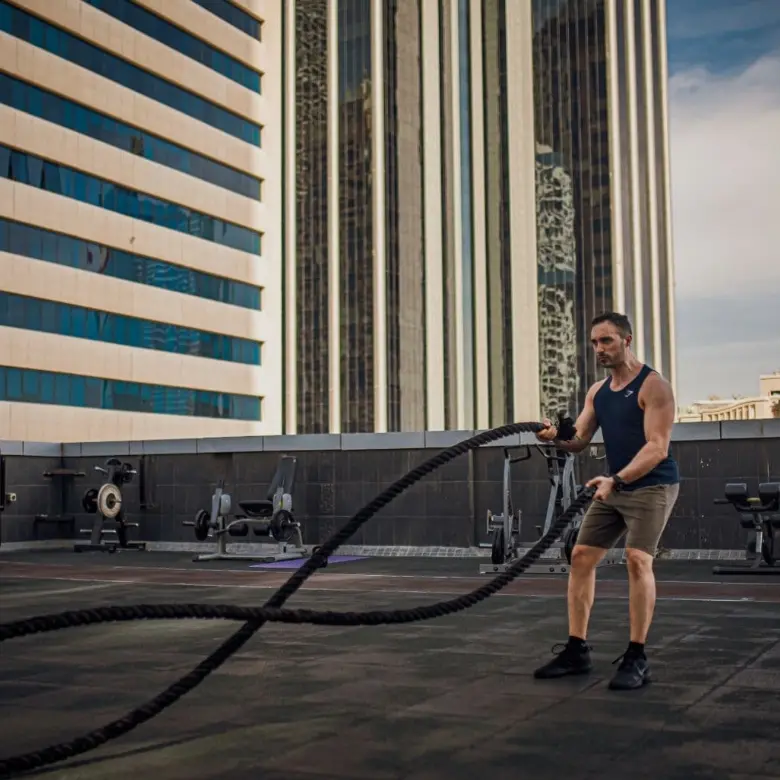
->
<box><xmin>1</xmin><ymin>550</ymin><xmax>779</xmax><ymax>780</ymax></box>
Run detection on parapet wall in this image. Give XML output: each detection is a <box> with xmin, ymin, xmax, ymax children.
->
<box><xmin>1</xmin><ymin>419</ymin><xmax>779</xmax><ymax>553</ymax></box>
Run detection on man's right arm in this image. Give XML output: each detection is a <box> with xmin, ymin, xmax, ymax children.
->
<box><xmin>537</xmin><ymin>383</ymin><xmax>600</xmax><ymax>454</ymax></box>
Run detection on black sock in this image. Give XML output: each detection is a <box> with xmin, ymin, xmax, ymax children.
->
<box><xmin>568</xmin><ymin>635</ymin><xmax>588</xmax><ymax>650</ymax></box>
<box><xmin>628</xmin><ymin>641</ymin><xmax>645</xmax><ymax>656</ymax></box>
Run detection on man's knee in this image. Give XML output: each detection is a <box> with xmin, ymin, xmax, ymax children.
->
<box><xmin>571</xmin><ymin>544</ymin><xmax>606</xmax><ymax>573</ymax></box>
<box><xmin>625</xmin><ymin>547</ymin><xmax>654</xmax><ymax>576</ymax></box>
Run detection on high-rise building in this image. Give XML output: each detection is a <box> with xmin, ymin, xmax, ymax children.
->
<box><xmin>0</xmin><ymin>0</ymin><xmax>274</xmax><ymax>442</ymax></box>
<box><xmin>288</xmin><ymin>0</ymin><xmax>676</xmax><ymax>433</ymax></box>
<box><xmin>1</xmin><ymin>0</ymin><xmax>676</xmax><ymax>442</ymax></box>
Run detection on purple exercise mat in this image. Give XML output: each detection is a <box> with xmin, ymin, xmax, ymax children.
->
<box><xmin>249</xmin><ymin>555</ymin><xmax>367</xmax><ymax>570</ymax></box>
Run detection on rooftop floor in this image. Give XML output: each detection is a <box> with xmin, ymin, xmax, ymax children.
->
<box><xmin>1</xmin><ymin>550</ymin><xmax>779</xmax><ymax>780</ymax></box>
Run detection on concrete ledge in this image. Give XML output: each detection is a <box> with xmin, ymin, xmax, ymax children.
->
<box><xmin>0</xmin><ymin>419</ymin><xmax>777</xmax><ymax>454</ymax></box>
<box><xmin>197</xmin><ymin>436</ymin><xmax>265</xmax><ymax>454</ymax></box>
<box><xmin>721</xmin><ymin>419</ymin><xmax>780</xmax><ymax>439</ymax></box>
<box><xmin>264</xmin><ymin>434</ymin><xmax>341</xmax><ymax>452</ymax></box>
<box><xmin>80</xmin><ymin>441</ymin><xmax>133</xmax><ymax>457</ymax></box>
<box><xmin>672</xmin><ymin>421</ymin><xmax>722</xmax><ymax>440</ymax></box>
<box><xmin>341</xmin><ymin>432</ymin><xmax>426</xmax><ymax>450</ymax></box>
<box><xmin>1</xmin><ymin>441</ymin><xmax>61</xmax><ymax>457</ymax></box>
<box><xmin>424</xmin><ymin>430</ymin><xmax>475</xmax><ymax>448</ymax></box>
<box><xmin>140</xmin><ymin>439</ymin><xmax>199</xmax><ymax>455</ymax></box>
<box><xmin>0</xmin><ymin>440</ymin><xmax>24</xmax><ymax>456</ymax></box>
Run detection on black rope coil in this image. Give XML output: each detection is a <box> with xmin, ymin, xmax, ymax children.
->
<box><xmin>0</xmin><ymin>418</ymin><xmax>592</xmax><ymax>778</ymax></box>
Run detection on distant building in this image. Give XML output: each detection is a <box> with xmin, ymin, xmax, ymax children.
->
<box><xmin>678</xmin><ymin>373</ymin><xmax>780</xmax><ymax>422</ymax></box>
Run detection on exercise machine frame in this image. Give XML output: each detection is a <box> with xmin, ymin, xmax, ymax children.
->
<box><xmin>184</xmin><ymin>455</ymin><xmax>308</xmax><ymax>563</ymax></box>
<box><xmin>712</xmin><ymin>482</ymin><xmax>780</xmax><ymax>576</ymax></box>
<box><xmin>75</xmin><ymin>458</ymin><xmax>146</xmax><ymax>554</ymax></box>
<box><xmin>480</xmin><ymin>443</ymin><xmax>622</xmax><ymax>575</ymax></box>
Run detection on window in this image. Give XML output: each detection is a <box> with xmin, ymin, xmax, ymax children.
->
<box><xmin>0</xmin><ymin>366</ymin><xmax>261</xmax><ymax>420</ymax></box>
<box><xmin>0</xmin><ymin>74</ymin><xmax>263</xmax><ymax>199</ymax></box>
<box><xmin>83</xmin><ymin>0</ymin><xmax>263</xmax><ymax>92</ymax></box>
<box><xmin>0</xmin><ymin>145</ymin><xmax>262</xmax><ymax>255</ymax></box>
<box><xmin>0</xmin><ymin>1</ymin><xmax>260</xmax><ymax>145</ymax></box>
<box><xmin>0</xmin><ymin>291</ymin><xmax>263</xmax><ymax>365</ymax></box>
<box><xmin>191</xmin><ymin>0</ymin><xmax>264</xmax><ymax>41</ymax></box>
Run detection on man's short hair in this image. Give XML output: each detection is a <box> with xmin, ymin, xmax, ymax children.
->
<box><xmin>591</xmin><ymin>312</ymin><xmax>633</xmax><ymax>338</ymax></box>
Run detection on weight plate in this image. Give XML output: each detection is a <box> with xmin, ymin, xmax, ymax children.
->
<box><xmin>270</xmin><ymin>510</ymin><xmax>297</xmax><ymax>543</ymax></box>
<box><xmin>194</xmin><ymin>509</ymin><xmax>210</xmax><ymax>542</ymax></box>
<box><xmin>82</xmin><ymin>488</ymin><xmax>98</xmax><ymax>514</ymax></box>
<box><xmin>564</xmin><ymin>526</ymin><xmax>579</xmax><ymax>565</ymax></box>
<box><xmin>491</xmin><ymin>526</ymin><xmax>506</xmax><ymax>565</ymax></box>
<box><xmin>97</xmin><ymin>483</ymin><xmax>122</xmax><ymax>519</ymax></box>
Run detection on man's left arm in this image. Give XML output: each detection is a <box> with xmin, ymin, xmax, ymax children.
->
<box><xmin>616</xmin><ymin>376</ymin><xmax>675</xmax><ymax>485</ymax></box>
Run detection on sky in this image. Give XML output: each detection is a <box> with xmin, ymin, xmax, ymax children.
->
<box><xmin>665</xmin><ymin>0</ymin><xmax>780</xmax><ymax>406</ymax></box>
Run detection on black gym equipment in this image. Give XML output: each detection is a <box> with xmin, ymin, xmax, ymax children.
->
<box><xmin>183</xmin><ymin>455</ymin><xmax>307</xmax><ymax>563</ymax></box>
<box><xmin>480</xmin><ymin>441</ymin><xmax>621</xmax><ymax>575</ymax></box>
<box><xmin>712</xmin><ymin>482</ymin><xmax>780</xmax><ymax>575</ymax></box>
<box><xmin>75</xmin><ymin>458</ymin><xmax>146</xmax><ymax>553</ymax></box>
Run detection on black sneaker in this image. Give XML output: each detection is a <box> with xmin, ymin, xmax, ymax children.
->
<box><xmin>533</xmin><ymin>641</ymin><xmax>593</xmax><ymax>679</ymax></box>
<box><xmin>608</xmin><ymin>650</ymin><xmax>651</xmax><ymax>690</ymax></box>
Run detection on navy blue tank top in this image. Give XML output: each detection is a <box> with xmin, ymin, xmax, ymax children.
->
<box><xmin>592</xmin><ymin>364</ymin><xmax>679</xmax><ymax>491</ymax></box>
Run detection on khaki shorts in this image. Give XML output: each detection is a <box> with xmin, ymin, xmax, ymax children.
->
<box><xmin>576</xmin><ymin>483</ymin><xmax>680</xmax><ymax>556</ymax></box>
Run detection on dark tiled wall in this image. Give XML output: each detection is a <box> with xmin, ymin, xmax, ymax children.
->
<box><xmin>1</xmin><ymin>454</ymin><xmax>72</xmax><ymax>544</ymax></box>
<box><xmin>2</xmin><ymin>436</ymin><xmax>779</xmax><ymax>550</ymax></box>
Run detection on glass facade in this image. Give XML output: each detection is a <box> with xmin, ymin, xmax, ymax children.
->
<box><xmin>383</xmin><ymin>0</ymin><xmax>426</xmax><ymax>432</ymax></box>
<box><xmin>192</xmin><ymin>0</ymin><xmax>263</xmax><ymax>41</ymax></box>
<box><xmin>82</xmin><ymin>0</ymin><xmax>262</xmax><ymax>92</ymax></box>
<box><xmin>0</xmin><ymin>291</ymin><xmax>262</xmax><ymax>364</ymax></box>
<box><xmin>633</xmin><ymin>0</ymin><xmax>653</xmax><ymax>363</ymax></box>
<box><xmin>0</xmin><ymin>74</ymin><xmax>262</xmax><ymax>199</ymax></box>
<box><xmin>438</xmin><ymin>0</ymin><xmax>457</xmax><ymax>429</ymax></box>
<box><xmin>0</xmin><ymin>219</ymin><xmax>262</xmax><ymax>310</ymax></box>
<box><xmin>0</xmin><ymin>1</ymin><xmax>261</xmax><ymax>146</ymax></box>
<box><xmin>457</xmin><ymin>0</ymin><xmax>475</xmax><ymax>426</ymax></box>
<box><xmin>650</xmin><ymin>0</ymin><xmax>672</xmax><ymax>381</ymax></box>
<box><xmin>482</xmin><ymin>0</ymin><xmax>514</xmax><ymax>425</ymax></box>
<box><xmin>338</xmin><ymin>0</ymin><xmax>374</xmax><ymax>433</ymax></box>
<box><xmin>532</xmin><ymin>0</ymin><xmax>612</xmax><ymax>416</ymax></box>
<box><xmin>0</xmin><ymin>366</ymin><xmax>261</xmax><ymax>420</ymax></box>
<box><xmin>294</xmin><ymin>0</ymin><xmax>330</xmax><ymax>434</ymax></box>
<box><xmin>614</xmin><ymin>0</ymin><xmax>635</xmax><ymax>328</ymax></box>
<box><xmin>0</xmin><ymin>145</ymin><xmax>262</xmax><ymax>255</ymax></box>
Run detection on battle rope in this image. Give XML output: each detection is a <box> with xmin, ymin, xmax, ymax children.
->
<box><xmin>0</xmin><ymin>418</ymin><xmax>592</xmax><ymax>778</ymax></box>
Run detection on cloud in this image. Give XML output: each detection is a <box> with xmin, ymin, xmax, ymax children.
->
<box><xmin>667</xmin><ymin>52</ymin><xmax>780</xmax><ymax>405</ymax></box>
<box><xmin>668</xmin><ymin>54</ymin><xmax>780</xmax><ymax>300</ymax></box>
<box><xmin>676</xmin><ymin>339</ymin><xmax>777</xmax><ymax>405</ymax></box>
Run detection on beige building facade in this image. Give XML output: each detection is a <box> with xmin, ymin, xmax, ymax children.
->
<box><xmin>1</xmin><ymin>0</ymin><xmax>275</xmax><ymax>442</ymax></box>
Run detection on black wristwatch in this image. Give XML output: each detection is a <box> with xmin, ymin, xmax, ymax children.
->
<box><xmin>610</xmin><ymin>474</ymin><xmax>626</xmax><ymax>492</ymax></box>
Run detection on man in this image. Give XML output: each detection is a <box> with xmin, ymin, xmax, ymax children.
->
<box><xmin>532</xmin><ymin>312</ymin><xmax>679</xmax><ymax>690</ymax></box>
